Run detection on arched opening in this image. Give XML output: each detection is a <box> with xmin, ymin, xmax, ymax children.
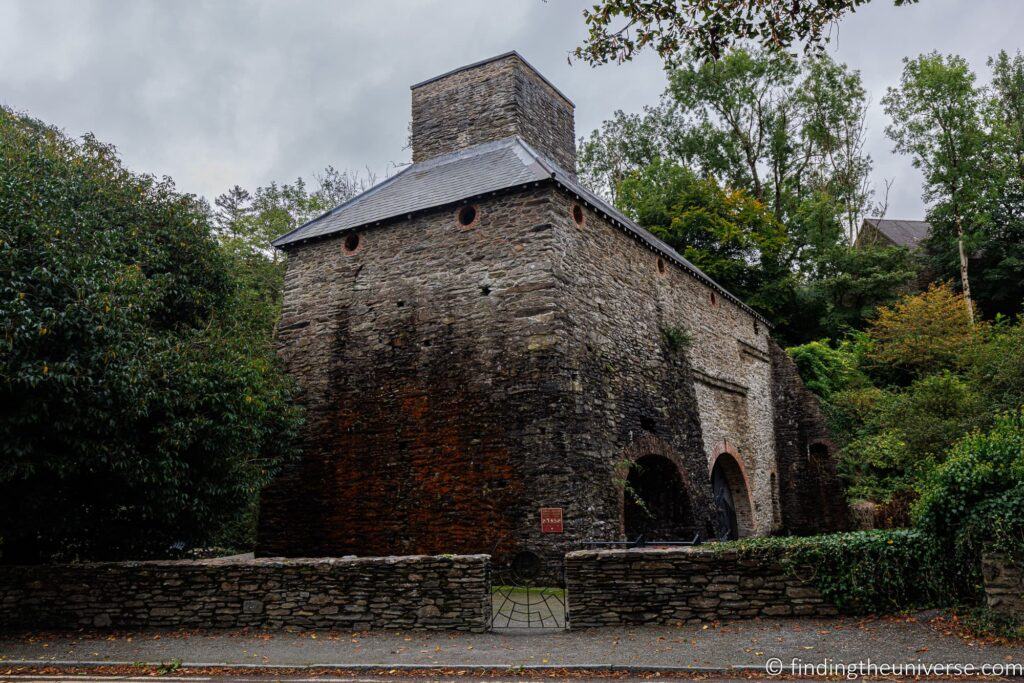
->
<box><xmin>808</xmin><ymin>442</ymin><xmax>830</xmax><ymax>472</ymax></box>
<box><xmin>711</xmin><ymin>452</ymin><xmax>753</xmax><ymax>540</ymax></box>
<box><xmin>623</xmin><ymin>455</ymin><xmax>694</xmax><ymax>541</ymax></box>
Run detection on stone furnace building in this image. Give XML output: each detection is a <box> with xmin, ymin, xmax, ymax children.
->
<box><xmin>257</xmin><ymin>53</ymin><xmax>848</xmax><ymax>567</ymax></box>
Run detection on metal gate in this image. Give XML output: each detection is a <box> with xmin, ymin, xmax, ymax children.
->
<box><xmin>490</xmin><ymin>550</ymin><xmax>566</xmax><ymax>630</ymax></box>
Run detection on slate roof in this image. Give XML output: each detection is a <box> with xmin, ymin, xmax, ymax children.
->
<box><xmin>860</xmin><ymin>218</ymin><xmax>932</xmax><ymax>249</ymax></box>
<box><xmin>271</xmin><ymin>136</ymin><xmax>769</xmax><ymax>325</ymax></box>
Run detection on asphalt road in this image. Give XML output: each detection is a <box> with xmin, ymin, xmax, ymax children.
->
<box><xmin>1</xmin><ymin>613</ymin><xmax>1020</xmax><ymax>674</ymax></box>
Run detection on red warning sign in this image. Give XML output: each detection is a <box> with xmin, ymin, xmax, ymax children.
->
<box><xmin>540</xmin><ymin>507</ymin><xmax>564</xmax><ymax>533</ymax></box>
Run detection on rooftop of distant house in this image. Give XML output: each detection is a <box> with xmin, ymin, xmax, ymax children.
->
<box><xmin>856</xmin><ymin>218</ymin><xmax>932</xmax><ymax>250</ymax></box>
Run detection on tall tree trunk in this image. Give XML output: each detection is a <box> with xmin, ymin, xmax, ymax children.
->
<box><xmin>956</xmin><ymin>213</ymin><xmax>975</xmax><ymax>323</ymax></box>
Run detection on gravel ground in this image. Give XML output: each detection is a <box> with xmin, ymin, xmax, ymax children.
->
<box><xmin>1</xmin><ymin>613</ymin><xmax>1021</xmax><ymax>673</ymax></box>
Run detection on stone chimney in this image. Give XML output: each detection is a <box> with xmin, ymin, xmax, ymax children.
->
<box><xmin>410</xmin><ymin>52</ymin><xmax>576</xmax><ymax>173</ymax></box>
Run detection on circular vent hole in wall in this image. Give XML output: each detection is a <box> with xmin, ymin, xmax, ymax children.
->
<box><xmin>343</xmin><ymin>232</ymin><xmax>361</xmax><ymax>254</ymax></box>
<box><xmin>572</xmin><ymin>203</ymin><xmax>585</xmax><ymax>226</ymax></box>
<box><xmin>457</xmin><ymin>205</ymin><xmax>478</xmax><ymax>227</ymax></box>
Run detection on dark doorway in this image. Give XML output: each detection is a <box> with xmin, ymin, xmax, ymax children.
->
<box><xmin>711</xmin><ymin>453</ymin><xmax>753</xmax><ymax>540</ymax></box>
<box><xmin>623</xmin><ymin>455</ymin><xmax>694</xmax><ymax>541</ymax></box>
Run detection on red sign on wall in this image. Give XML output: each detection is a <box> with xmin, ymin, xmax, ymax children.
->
<box><xmin>540</xmin><ymin>507</ymin><xmax>564</xmax><ymax>533</ymax></box>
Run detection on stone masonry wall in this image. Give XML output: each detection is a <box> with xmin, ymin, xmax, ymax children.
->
<box><xmin>982</xmin><ymin>552</ymin><xmax>1024</xmax><ymax>619</ymax></box>
<box><xmin>769</xmin><ymin>343</ymin><xmax>850</xmax><ymax>534</ymax></box>
<box><xmin>565</xmin><ymin>546</ymin><xmax>837</xmax><ymax>627</ymax></box>
<box><xmin>410</xmin><ymin>54</ymin><xmax>576</xmax><ymax>172</ymax></box>
<box><xmin>257</xmin><ymin>187</ymin><xmax>573</xmax><ymax>569</ymax></box>
<box><xmin>550</xmin><ymin>192</ymin><xmax>781</xmax><ymax>539</ymax></box>
<box><xmin>259</xmin><ymin>181</ymin><xmax>848</xmax><ymax>568</ymax></box>
<box><xmin>0</xmin><ymin>554</ymin><xmax>491</xmax><ymax>631</ymax></box>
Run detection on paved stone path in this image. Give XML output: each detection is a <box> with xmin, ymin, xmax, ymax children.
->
<box><xmin>1</xmin><ymin>613</ymin><xmax>1021</xmax><ymax>673</ymax></box>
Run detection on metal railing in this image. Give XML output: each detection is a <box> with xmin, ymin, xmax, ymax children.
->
<box><xmin>581</xmin><ymin>530</ymin><xmax>703</xmax><ymax>549</ymax></box>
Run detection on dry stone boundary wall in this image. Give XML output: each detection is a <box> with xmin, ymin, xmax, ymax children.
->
<box><xmin>0</xmin><ymin>554</ymin><xmax>491</xmax><ymax>632</ymax></box>
<box><xmin>982</xmin><ymin>552</ymin><xmax>1024</xmax><ymax>619</ymax></box>
<box><xmin>565</xmin><ymin>546</ymin><xmax>838</xmax><ymax>627</ymax></box>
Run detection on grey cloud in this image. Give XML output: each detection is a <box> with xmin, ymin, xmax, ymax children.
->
<box><xmin>1</xmin><ymin>0</ymin><xmax>1021</xmax><ymax>220</ymax></box>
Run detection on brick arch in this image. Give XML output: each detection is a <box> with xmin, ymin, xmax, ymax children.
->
<box><xmin>709</xmin><ymin>441</ymin><xmax>756</xmax><ymax>538</ymax></box>
<box><xmin>709</xmin><ymin>441</ymin><xmax>753</xmax><ymax>495</ymax></box>
<box><xmin>616</xmin><ymin>434</ymin><xmax>699</xmax><ymax>540</ymax></box>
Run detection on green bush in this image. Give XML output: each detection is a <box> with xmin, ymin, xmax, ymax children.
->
<box><xmin>830</xmin><ymin>372</ymin><xmax>988</xmax><ymax>503</ymax></box>
<box><xmin>0</xmin><ymin>108</ymin><xmax>302</xmax><ymax>562</ymax></box>
<box><xmin>839</xmin><ymin>431</ymin><xmax>912</xmax><ymax>502</ymax></box>
<box><xmin>723</xmin><ymin>530</ymin><xmax>954</xmax><ymax>613</ymax></box>
<box><xmin>915</xmin><ymin>409</ymin><xmax>1024</xmax><ymax>576</ymax></box>
<box><xmin>786</xmin><ymin>339</ymin><xmax>867</xmax><ymax>398</ymax></box>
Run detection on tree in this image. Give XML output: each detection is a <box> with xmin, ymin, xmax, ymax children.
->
<box><xmin>866</xmin><ymin>283</ymin><xmax>979</xmax><ymax>381</ymax></box>
<box><xmin>616</xmin><ymin>159</ymin><xmax>795</xmax><ymax>322</ymax></box>
<box><xmin>580</xmin><ymin>49</ymin><xmax>876</xmax><ymax>231</ymax></box>
<box><xmin>883</xmin><ymin>53</ymin><xmax>990</xmax><ymax>322</ymax></box>
<box><xmin>578</xmin><ymin>48</ymin><xmax>882</xmax><ymax>341</ymax></box>
<box><xmin>802</xmin><ymin>244</ymin><xmax>918</xmax><ymax>338</ymax></box>
<box><xmin>798</xmin><ymin>56</ymin><xmax>875</xmax><ymax>243</ymax></box>
<box><xmin>214</xmin><ymin>166</ymin><xmax>375</xmax><ymax>259</ymax></box>
<box><xmin>573</xmin><ymin>0</ymin><xmax>919</xmax><ymax>65</ymax></box>
<box><xmin>915</xmin><ymin>409</ymin><xmax>1024</xmax><ymax>573</ymax></box>
<box><xmin>0</xmin><ymin>107</ymin><xmax>302</xmax><ymax>562</ymax></box>
<box><xmin>976</xmin><ymin>51</ymin><xmax>1024</xmax><ymax>319</ymax></box>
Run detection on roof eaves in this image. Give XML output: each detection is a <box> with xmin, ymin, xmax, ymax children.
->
<box><xmin>549</xmin><ymin>178</ymin><xmax>772</xmax><ymax>328</ymax></box>
<box><xmin>270</xmin><ymin>177</ymin><xmax>559</xmax><ymax>251</ymax></box>
<box><xmin>270</xmin><ymin>164</ymin><xmax>416</xmax><ymax>248</ymax></box>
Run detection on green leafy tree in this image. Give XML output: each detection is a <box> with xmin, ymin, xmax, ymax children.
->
<box><xmin>865</xmin><ymin>283</ymin><xmax>979</xmax><ymax>381</ymax></box>
<box><xmin>786</xmin><ymin>338</ymin><xmax>869</xmax><ymax>398</ymax></box>
<box><xmin>973</xmin><ymin>51</ymin><xmax>1024</xmax><ymax>319</ymax></box>
<box><xmin>573</xmin><ymin>0</ymin><xmax>919</xmax><ymax>65</ymax></box>
<box><xmin>616</xmin><ymin>159</ymin><xmax>795</xmax><ymax>323</ymax></box>
<box><xmin>580</xmin><ymin>50</ymin><xmax>876</xmax><ymax>228</ymax></box>
<box><xmin>967</xmin><ymin>318</ymin><xmax>1024</xmax><ymax>416</ymax></box>
<box><xmin>802</xmin><ymin>245</ymin><xmax>919</xmax><ymax>339</ymax></box>
<box><xmin>0</xmin><ymin>108</ymin><xmax>302</xmax><ymax>562</ymax></box>
<box><xmin>579</xmin><ymin>49</ymin><xmax>883</xmax><ymax>342</ymax></box>
<box><xmin>883</xmin><ymin>53</ymin><xmax>991</xmax><ymax>322</ymax></box>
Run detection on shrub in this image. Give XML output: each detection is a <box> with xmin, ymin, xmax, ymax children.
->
<box><xmin>786</xmin><ymin>339</ymin><xmax>867</xmax><ymax>398</ymax></box>
<box><xmin>839</xmin><ymin>431</ymin><xmax>911</xmax><ymax>502</ymax></box>
<box><xmin>0</xmin><ymin>108</ymin><xmax>302</xmax><ymax>562</ymax></box>
<box><xmin>824</xmin><ymin>385</ymin><xmax>890</xmax><ymax>446</ymax></box>
<box><xmin>896</xmin><ymin>372</ymin><xmax>987</xmax><ymax>464</ymax></box>
<box><xmin>724</xmin><ymin>530</ymin><xmax>953</xmax><ymax>613</ymax></box>
<box><xmin>915</xmin><ymin>409</ymin><xmax>1024</xmax><ymax>574</ymax></box>
<box><xmin>967</xmin><ymin>319</ymin><xmax>1024</xmax><ymax>415</ymax></box>
<box><xmin>835</xmin><ymin>373</ymin><xmax>987</xmax><ymax>502</ymax></box>
<box><xmin>866</xmin><ymin>283</ymin><xmax>979</xmax><ymax>382</ymax></box>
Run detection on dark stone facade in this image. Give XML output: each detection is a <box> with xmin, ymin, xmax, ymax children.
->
<box><xmin>257</xmin><ymin>53</ymin><xmax>847</xmax><ymax>568</ymax></box>
<box><xmin>770</xmin><ymin>343</ymin><xmax>850</xmax><ymax>534</ymax></box>
<box><xmin>565</xmin><ymin>546</ymin><xmax>838</xmax><ymax>626</ymax></box>
<box><xmin>0</xmin><ymin>554</ymin><xmax>491</xmax><ymax>631</ymax></box>
<box><xmin>259</xmin><ymin>189</ymin><xmax>568</xmax><ymax>566</ymax></box>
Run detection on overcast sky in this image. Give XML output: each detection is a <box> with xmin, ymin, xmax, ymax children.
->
<box><xmin>2</xmin><ymin>0</ymin><xmax>1022</xmax><ymax>220</ymax></box>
